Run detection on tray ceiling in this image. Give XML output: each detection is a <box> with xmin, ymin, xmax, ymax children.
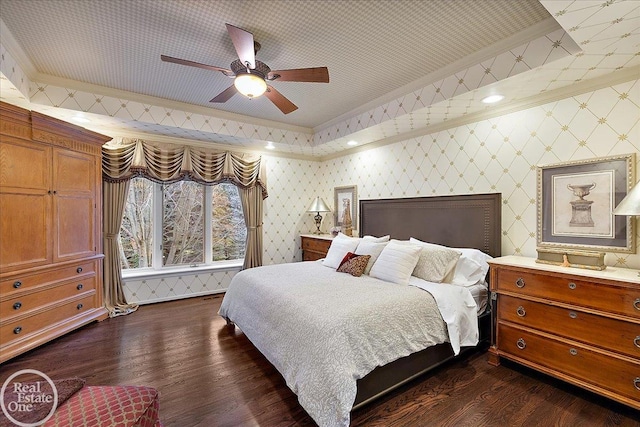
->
<box><xmin>0</xmin><ymin>0</ymin><xmax>638</xmax><ymax>158</ymax></box>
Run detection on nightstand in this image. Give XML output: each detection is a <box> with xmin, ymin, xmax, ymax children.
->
<box><xmin>488</xmin><ymin>255</ymin><xmax>640</xmax><ymax>410</ymax></box>
<box><xmin>300</xmin><ymin>234</ymin><xmax>334</xmax><ymax>261</ymax></box>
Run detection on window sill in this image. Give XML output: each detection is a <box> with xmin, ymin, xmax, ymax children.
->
<box><xmin>121</xmin><ymin>260</ymin><xmax>243</xmax><ymax>281</ymax></box>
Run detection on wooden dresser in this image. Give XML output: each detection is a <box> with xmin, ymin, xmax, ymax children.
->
<box><xmin>0</xmin><ymin>101</ymin><xmax>111</xmax><ymax>363</ymax></box>
<box><xmin>300</xmin><ymin>234</ymin><xmax>334</xmax><ymax>261</ymax></box>
<box><xmin>488</xmin><ymin>255</ymin><xmax>640</xmax><ymax>410</ymax></box>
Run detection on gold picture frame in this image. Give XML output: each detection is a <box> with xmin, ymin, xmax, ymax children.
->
<box><xmin>537</xmin><ymin>153</ymin><xmax>636</xmax><ymax>253</ymax></box>
<box><xmin>334</xmin><ymin>185</ymin><xmax>357</xmax><ymax>228</ymax></box>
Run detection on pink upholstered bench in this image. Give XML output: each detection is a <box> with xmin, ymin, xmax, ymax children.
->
<box><xmin>45</xmin><ymin>385</ymin><xmax>162</xmax><ymax>427</ymax></box>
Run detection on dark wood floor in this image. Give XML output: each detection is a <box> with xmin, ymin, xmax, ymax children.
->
<box><xmin>1</xmin><ymin>295</ymin><xmax>638</xmax><ymax>426</ymax></box>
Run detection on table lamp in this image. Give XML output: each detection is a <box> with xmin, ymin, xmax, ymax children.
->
<box><xmin>613</xmin><ymin>180</ymin><xmax>640</xmax><ymax>276</ymax></box>
<box><xmin>307</xmin><ymin>197</ymin><xmax>331</xmax><ymax>234</ymax></box>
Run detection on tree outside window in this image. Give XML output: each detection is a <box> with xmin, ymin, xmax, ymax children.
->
<box><xmin>119</xmin><ymin>178</ymin><xmax>245</xmax><ymax>270</ymax></box>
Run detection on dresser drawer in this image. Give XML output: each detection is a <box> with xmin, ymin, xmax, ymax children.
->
<box><xmin>498</xmin><ymin>295</ymin><xmax>640</xmax><ymax>359</ymax></box>
<box><xmin>0</xmin><ymin>260</ymin><xmax>96</xmax><ymax>298</ymax></box>
<box><xmin>0</xmin><ymin>276</ymin><xmax>96</xmax><ymax>322</ymax></box>
<box><xmin>498</xmin><ymin>323</ymin><xmax>640</xmax><ymax>403</ymax></box>
<box><xmin>301</xmin><ymin>236</ymin><xmax>332</xmax><ymax>261</ymax></box>
<box><xmin>0</xmin><ymin>293</ymin><xmax>96</xmax><ymax>347</ymax></box>
<box><xmin>496</xmin><ymin>268</ymin><xmax>640</xmax><ymax>319</ymax></box>
<box><xmin>302</xmin><ymin>237</ymin><xmax>332</xmax><ymax>253</ymax></box>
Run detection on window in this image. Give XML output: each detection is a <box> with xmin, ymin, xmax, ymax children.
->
<box><xmin>119</xmin><ymin>178</ymin><xmax>245</xmax><ymax>271</ymax></box>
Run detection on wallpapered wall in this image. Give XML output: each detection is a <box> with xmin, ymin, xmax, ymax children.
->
<box><xmin>266</xmin><ymin>79</ymin><xmax>640</xmax><ymax>269</ymax></box>
<box><xmin>123</xmin><ymin>79</ymin><xmax>639</xmax><ymax>304</ymax></box>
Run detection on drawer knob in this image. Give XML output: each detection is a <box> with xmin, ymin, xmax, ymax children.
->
<box><xmin>13</xmin><ymin>302</ymin><xmax>22</xmax><ymax>310</ymax></box>
<box><xmin>13</xmin><ymin>281</ymin><xmax>22</xmax><ymax>289</ymax></box>
<box><xmin>569</xmin><ymin>311</ymin><xmax>577</xmax><ymax>319</ymax></box>
<box><xmin>569</xmin><ymin>348</ymin><xmax>578</xmax><ymax>356</ymax></box>
<box><xmin>634</xmin><ymin>298</ymin><xmax>640</xmax><ymax>311</ymax></box>
<box><xmin>515</xmin><ymin>278</ymin><xmax>525</xmax><ymax>288</ymax></box>
<box><xmin>568</xmin><ymin>282</ymin><xmax>576</xmax><ymax>290</ymax></box>
<box><xmin>77</xmin><ymin>284</ymin><xmax>83</xmax><ymax>290</ymax></box>
<box><xmin>634</xmin><ymin>336</ymin><xmax>640</xmax><ymax>349</ymax></box>
<box><xmin>635</xmin><ymin>378</ymin><xmax>640</xmax><ymax>391</ymax></box>
<box><xmin>516</xmin><ymin>306</ymin><xmax>526</xmax><ymax>317</ymax></box>
<box><xmin>77</xmin><ymin>303</ymin><xmax>84</xmax><ymax>310</ymax></box>
<box><xmin>516</xmin><ymin>338</ymin><xmax>526</xmax><ymax>350</ymax></box>
<box><xmin>13</xmin><ymin>326</ymin><xmax>22</xmax><ymax>335</ymax></box>
<box><xmin>76</xmin><ymin>267</ymin><xmax>83</xmax><ymax>273</ymax></box>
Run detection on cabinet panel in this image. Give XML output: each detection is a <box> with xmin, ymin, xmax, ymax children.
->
<box><xmin>53</xmin><ymin>148</ymin><xmax>95</xmax><ymax>195</ymax></box>
<box><xmin>0</xmin><ymin>137</ymin><xmax>50</xmax><ymax>191</ymax></box>
<box><xmin>55</xmin><ymin>194</ymin><xmax>95</xmax><ymax>261</ymax></box>
<box><xmin>0</xmin><ymin>193</ymin><xmax>52</xmax><ymax>270</ymax></box>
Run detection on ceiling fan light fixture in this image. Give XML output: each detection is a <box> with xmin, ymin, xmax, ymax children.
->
<box><xmin>234</xmin><ymin>73</ymin><xmax>267</xmax><ymax>98</ymax></box>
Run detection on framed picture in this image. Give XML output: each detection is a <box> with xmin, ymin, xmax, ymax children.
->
<box><xmin>537</xmin><ymin>153</ymin><xmax>636</xmax><ymax>253</ymax></box>
<box><xmin>334</xmin><ymin>185</ymin><xmax>357</xmax><ymax>227</ymax></box>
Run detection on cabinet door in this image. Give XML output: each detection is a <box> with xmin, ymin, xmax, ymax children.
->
<box><xmin>0</xmin><ymin>137</ymin><xmax>53</xmax><ymax>271</ymax></box>
<box><xmin>52</xmin><ymin>148</ymin><xmax>97</xmax><ymax>262</ymax></box>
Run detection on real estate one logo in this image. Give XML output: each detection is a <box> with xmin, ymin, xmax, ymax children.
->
<box><xmin>0</xmin><ymin>369</ymin><xmax>58</xmax><ymax>427</ymax></box>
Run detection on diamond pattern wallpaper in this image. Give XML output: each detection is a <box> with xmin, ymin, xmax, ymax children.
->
<box><xmin>123</xmin><ymin>79</ymin><xmax>638</xmax><ymax>304</ymax></box>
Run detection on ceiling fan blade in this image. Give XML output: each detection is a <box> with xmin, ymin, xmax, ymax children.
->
<box><xmin>267</xmin><ymin>67</ymin><xmax>329</xmax><ymax>83</ymax></box>
<box><xmin>226</xmin><ymin>23</ymin><xmax>256</xmax><ymax>69</ymax></box>
<box><xmin>210</xmin><ymin>85</ymin><xmax>238</xmax><ymax>103</ymax></box>
<box><xmin>161</xmin><ymin>55</ymin><xmax>234</xmax><ymax>77</ymax></box>
<box><xmin>264</xmin><ymin>85</ymin><xmax>298</xmax><ymax>114</ymax></box>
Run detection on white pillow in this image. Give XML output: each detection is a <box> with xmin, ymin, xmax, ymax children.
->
<box><xmin>323</xmin><ymin>233</ymin><xmax>361</xmax><ymax>269</ymax></box>
<box><xmin>449</xmin><ymin>248</ymin><xmax>493</xmax><ymax>286</ymax></box>
<box><xmin>369</xmin><ymin>241</ymin><xmax>421</xmax><ymax>285</ymax></box>
<box><xmin>354</xmin><ymin>240</ymin><xmax>388</xmax><ymax>274</ymax></box>
<box><xmin>409</xmin><ymin>238</ymin><xmax>461</xmax><ymax>283</ymax></box>
<box><xmin>362</xmin><ymin>235</ymin><xmax>390</xmax><ymax>242</ymax></box>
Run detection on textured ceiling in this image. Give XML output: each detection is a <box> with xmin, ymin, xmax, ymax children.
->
<box><xmin>0</xmin><ymin>0</ymin><xmax>638</xmax><ymax>157</ymax></box>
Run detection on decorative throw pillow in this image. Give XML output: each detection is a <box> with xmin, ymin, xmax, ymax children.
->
<box><xmin>338</xmin><ymin>251</ymin><xmax>358</xmax><ymax>269</ymax></box>
<box><xmin>409</xmin><ymin>238</ymin><xmax>461</xmax><ymax>283</ymax></box>
<box><xmin>354</xmin><ymin>240</ymin><xmax>388</xmax><ymax>275</ymax></box>
<box><xmin>337</xmin><ymin>254</ymin><xmax>371</xmax><ymax>277</ymax></box>
<box><xmin>369</xmin><ymin>241</ymin><xmax>422</xmax><ymax>285</ymax></box>
<box><xmin>323</xmin><ymin>233</ymin><xmax>360</xmax><ymax>269</ymax></box>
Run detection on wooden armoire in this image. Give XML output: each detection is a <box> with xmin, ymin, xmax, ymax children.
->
<box><xmin>0</xmin><ymin>101</ymin><xmax>110</xmax><ymax>363</ymax></box>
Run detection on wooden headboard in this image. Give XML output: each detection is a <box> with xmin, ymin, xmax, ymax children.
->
<box><xmin>359</xmin><ymin>193</ymin><xmax>502</xmax><ymax>257</ymax></box>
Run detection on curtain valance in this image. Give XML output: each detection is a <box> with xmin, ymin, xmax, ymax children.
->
<box><xmin>102</xmin><ymin>138</ymin><xmax>267</xmax><ymax>199</ymax></box>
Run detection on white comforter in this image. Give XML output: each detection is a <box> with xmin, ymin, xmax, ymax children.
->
<box><xmin>218</xmin><ymin>261</ymin><xmax>478</xmax><ymax>427</ymax></box>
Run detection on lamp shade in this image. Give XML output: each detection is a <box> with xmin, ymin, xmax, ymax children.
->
<box><xmin>307</xmin><ymin>197</ymin><xmax>330</xmax><ymax>213</ymax></box>
<box><xmin>234</xmin><ymin>73</ymin><xmax>267</xmax><ymax>98</ymax></box>
<box><xmin>613</xmin><ymin>181</ymin><xmax>640</xmax><ymax>216</ymax></box>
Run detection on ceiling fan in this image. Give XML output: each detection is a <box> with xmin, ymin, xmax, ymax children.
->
<box><xmin>161</xmin><ymin>23</ymin><xmax>330</xmax><ymax>114</ymax></box>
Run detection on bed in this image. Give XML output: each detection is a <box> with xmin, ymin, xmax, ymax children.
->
<box><xmin>219</xmin><ymin>193</ymin><xmax>501</xmax><ymax>427</ymax></box>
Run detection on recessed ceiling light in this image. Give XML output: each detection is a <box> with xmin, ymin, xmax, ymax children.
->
<box><xmin>347</xmin><ymin>140</ymin><xmax>358</xmax><ymax>146</ymax></box>
<box><xmin>482</xmin><ymin>95</ymin><xmax>504</xmax><ymax>104</ymax></box>
<box><xmin>265</xmin><ymin>142</ymin><xmax>275</xmax><ymax>150</ymax></box>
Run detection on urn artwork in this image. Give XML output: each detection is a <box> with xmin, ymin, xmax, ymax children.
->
<box><xmin>567</xmin><ymin>182</ymin><xmax>596</xmax><ymax>227</ymax></box>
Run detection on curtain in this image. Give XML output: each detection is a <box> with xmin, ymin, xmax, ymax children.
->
<box><xmin>102</xmin><ymin>138</ymin><xmax>268</xmax><ymax>196</ymax></box>
<box><xmin>103</xmin><ymin>180</ymin><xmax>139</xmax><ymax>317</ymax></box>
<box><xmin>240</xmin><ymin>186</ymin><xmax>264</xmax><ymax>269</ymax></box>
<box><xmin>101</xmin><ymin>138</ymin><xmax>268</xmax><ymax>316</ymax></box>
